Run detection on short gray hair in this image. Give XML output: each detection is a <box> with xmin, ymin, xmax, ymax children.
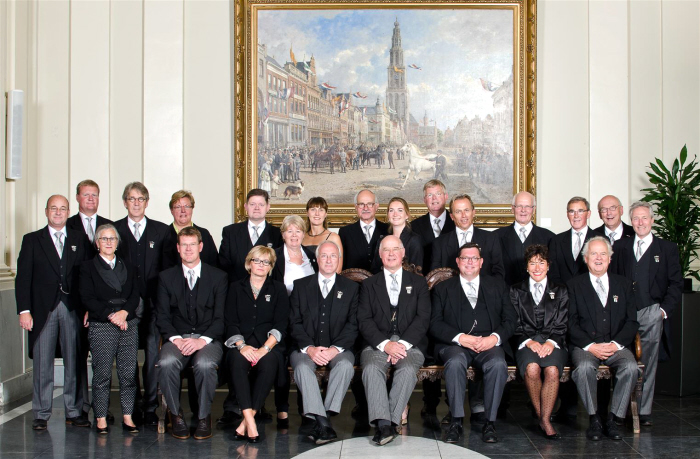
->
<box><xmin>95</xmin><ymin>223</ymin><xmax>121</xmax><ymax>248</ymax></box>
<box><xmin>280</xmin><ymin>214</ymin><xmax>307</xmax><ymax>233</ymax></box>
<box><xmin>629</xmin><ymin>201</ymin><xmax>655</xmax><ymax>220</ymax></box>
<box><xmin>582</xmin><ymin>235</ymin><xmax>613</xmax><ymax>259</ymax></box>
<box><xmin>511</xmin><ymin>191</ymin><xmax>536</xmax><ymax>207</ymax></box>
<box><xmin>315</xmin><ymin>240</ymin><xmax>342</xmax><ymax>258</ymax></box>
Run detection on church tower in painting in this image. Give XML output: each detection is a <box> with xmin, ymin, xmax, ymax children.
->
<box><xmin>386</xmin><ymin>18</ymin><xmax>409</xmax><ymax>132</ymax></box>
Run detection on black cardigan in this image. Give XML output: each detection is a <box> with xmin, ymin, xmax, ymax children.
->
<box><xmin>79</xmin><ymin>255</ymin><xmax>140</xmax><ymax>322</ymax></box>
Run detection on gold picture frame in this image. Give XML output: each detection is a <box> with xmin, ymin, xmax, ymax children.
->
<box><xmin>233</xmin><ymin>0</ymin><xmax>536</xmax><ymax>227</ymax></box>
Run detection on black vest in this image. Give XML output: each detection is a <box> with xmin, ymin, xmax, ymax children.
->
<box><xmin>632</xmin><ymin>250</ymin><xmax>654</xmax><ymax>310</ymax></box>
<box><xmin>316</xmin><ymin>286</ymin><xmax>333</xmax><ymax>347</ymax></box>
<box><xmin>533</xmin><ymin>296</ymin><xmax>545</xmax><ymax>334</ymax></box>
<box><xmin>57</xmin><ymin>249</ymin><xmax>69</xmax><ymax>307</ymax></box>
<box><xmin>127</xmin><ymin>230</ymin><xmax>147</xmax><ymax>296</ymax></box>
<box><xmin>595</xmin><ymin>298</ymin><xmax>612</xmax><ymax>342</ymax></box>
<box><xmin>185</xmin><ymin>278</ymin><xmax>199</xmax><ymax>325</ymax></box>
<box><xmin>459</xmin><ymin>288</ymin><xmax>492</xmax><ymax>337</ymax></box>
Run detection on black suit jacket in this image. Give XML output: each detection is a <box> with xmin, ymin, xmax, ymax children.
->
<box><xmin>566</xmin><ymin>273</ymin><xmax>639</xmax><ymax>351</ymax></box>
<box><xmin>113</xmin><ymin>216</ymin><xmax>170</xmax><ymax>301</ymax></box>
<box><xmin>357</xmin><ymin>269</ymin><xmax>431</xmax><ymax>355</ymax></box>
<box><xmin>429</xmin><ymin>274</ymin><xmax>517</xmax><ymax>358</ymax></box>
<box><xmin>595</xmin><ymin>222</ymin><xmax>635</xmax><ymax>241</ymax></box>
<box><xmin>271</xmin><ymin>245</ymin><xmax>319</xmax><ymax>283</ymax></box>
<box><xmin>224</xmin><ymin>276</ymin><xmax>290</xmax><ymax>355</ymax></box>
<box><xmin>338</xmin><ymin>219</ymin><xmax>389</xmax><ymax>271</ymax></box>
<box><xmin>15</xmin><ymin>226</ymin><xmax>90</xmax><ymax>357</ymax></box>
<box><xmin>548</xmin><ymin>227</ymin><xmax>604</xmax><ymax>284</ymax></box>
<box><xmin>495</xmin><ymin>223</ymin><xmax>555</xmax><ymax>286</ymax></box>
<box><xmin>156</xmin><ymin>263</ymin><xmax>228</xmax><ymax>342</ymax></box>
<box><xmin>509</xmin><ymin>279</ymin><xmax>568</xmax><ymax>348</ymax></box>
<box><xmin>429</xmin><ymin>226</ymin><xmax>505</xmax><ymax>280</ymax></box>
<box><xmin>289</xmin><ymin>274</ymin><xmax>359</xmax><ymax>350</ymax></box>
<box><xmin>370</xmin><ymin>227</ymin><xmax>425</xmax><ymax>274</ymax></box>
<box><xmin>67</xmin><ymin>213</ymin><xmax>113</xmax><ymax>256</ymax></box>
<box><xmin>219</xmin><ymin>220</ymin><xmax>283</xmax><ymax>282</ymax></box>
<box><xmin>79</xmin><ymin>255</ymin><xmax>140</xmax><ymax>322</ymax></box>
<box><xmin>162</xmin><ymin>223</ymin><xmax>219</xmax><ymax>270</ymax></box>
<box><xmin>410</xmin><ymin>211</ymin><xmax>456</xmax><ymax>270</ymax></box>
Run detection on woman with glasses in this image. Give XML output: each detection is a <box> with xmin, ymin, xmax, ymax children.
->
<box><xmin>370</xmin><ymin>197</ymin><xmax>424</xmax><ymax>274</ymax></box>
<box><xmin>303</xmin><ymin>197</ymin><xmax>343</xmax><ymax>273</ymax></box>
<box><xmin>224</xmin><ymin>246</ymin><xmax>290</xmax><ymax>442</ymax></box>
<box><xmin>509</xmin><ymin>244</ymin><xmax>568</xmax><ymax>440</ymax></box>
<box><xmin>79</xmin><ymin>224</ymin><xmax>140</xmax><ymax>434</ymax></box>
<box><xmin>162</xmin><ymin>190</ymin><xmax>219</xmax><ymax>269</ymax></box>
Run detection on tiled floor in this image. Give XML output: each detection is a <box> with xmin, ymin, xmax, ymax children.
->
<box><xmin>1</xmin><ymin>386</ymin><xmax>699</xmax><ymax>458</ymax></box>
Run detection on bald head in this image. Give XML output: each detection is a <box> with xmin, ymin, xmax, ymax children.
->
<box><xmin>45</xmin><ymin>195</ymin><xmax>70</xmax><ymax>230</ymax></box>
<box><xmin>512</xmin><ymin>191</ymin><xmax>536</xmax><ymax>225</ymax></box>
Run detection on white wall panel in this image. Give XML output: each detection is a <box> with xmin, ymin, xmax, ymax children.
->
<box><xmin>183</xmin><ymin>0</ymin><xmax>232</xmax><ymax>242</ymax></box>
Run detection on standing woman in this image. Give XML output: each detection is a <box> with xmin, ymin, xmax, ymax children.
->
<box><xmin>302</xmin><ymin>197</ymin><xmax>343</xmax><ymax>272</ymax></box>
<box><xmin>509</xmin><ymin>244</ymin><xmax>568</xmax><ymax>439</ymax></box>
<box><xmin>370</xmin><ymin>197</ymin><xmax>424</xmax><ymax>274</ymax></box>
<box><xmin>224</xmin><ymin>246</ymin><xmax>289</xmax><ymax>441</ymax></box>
<box><xmin>79</xmin><ymin>224</ymin><xmax>141</xmax><ymax>434</ymax></box>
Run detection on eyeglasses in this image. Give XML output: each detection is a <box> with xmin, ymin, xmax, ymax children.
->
<box><xmin>173</xmin><ymin>205</ymin><xmax>193</xmax><ymax>211</ymax></box>
<box><xmin>48</xmin><ymin>206</ymin><xmax>68</xmax><ymax>213</ymax></box>
<box><xmin>425</xmin><ymin>192</ymin><xmax>445</xmax><ymax>199</ymax></box>
<box><xmin>356</xmin><ymin>202</ymin><xmax>376</xmax><ymax>208</ymax></box>
<box><xmin>567</xmin><ymin>209</ymin><xmax>588</xmax><ymax>215</ymax></box>
<box><xmin>179</xmin><ymin>242</ymin><xmax>199</xmax><ymax>249</ymax></box>
<box><xmin>458</xmin><ymin>256</ymin><xmax>481</xmax><ymax>263</ymax></box>
<box><xmin>251</xmin><ymin>258</ymin><xmax>272</xmax><ymax>266</ymax></box>
<box><xmin>513</xmin><ymin>205</ymin><xmax>534</xmax><ymax>211</ymax></box>
<box><xmin>127</xmin><ymin>197</ymin><xmax>147</xmax><ymax>203</ymax></box>
<box><xmin>598</xmin><ymin>205</ymin><xmax>619</xmax><ymax>214</ymax></box>
<box><xmin>98</xmin><ymin>237</ymin><xmax>117</xmax><ymax>243</ymax></box>
<box><xmin>319</xmin><ymin>253</ymin><xmax>339</xmax><ymax>260</ymax></box>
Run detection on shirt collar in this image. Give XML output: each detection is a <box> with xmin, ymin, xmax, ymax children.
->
<box><xmin>514</xmin><ymin>221</ymin><xmax>533</xmax><ymax>233</ymax></box>
<box><xmin>100</xmin><ymin>254</ymin><xmax>116</xmax><ymax>268</ymax></box>
<box><xmin>128</xmin><ymin>216</ymin><xmax>147</xmax><ymax>231</ymax></box>
<box><xmin>79</xmin><ymin>211</ymin><xmax>96</xmax><ymax>222</ymax></box>
<box><xmin>456</xmin><ymin>224</ymin><xmax>474</xmax><ymax>237</ymax></box>
<box><xmin>182</xmin><ymin>261</ymin><xmax>202</xmax><ymax>279</ymax></box>
<box><xmin>383</xmin><ymin>267</ymin><xmax>402</xmax><ymax>285</ymax></box>
<box><xmin>248</xmin><ymin>220</ymin><xmax>266</xmax><ymax>232</ymax></box>
<box><xmin>460</xmin><ymin>274</ymin><xmax>480</xmax><ymax>292</ymax></box>
<box><xmin>318</xmin><ymin>272</ymin><xmax>337</xmax><ymax>288</ymax></box>
<box><xmin>48</xmin><ymin>226</ymin><xmax>67</xmax><ymax>239</ymax></box>
<box><xmin>360</xmin><ymin>219</ymin><xmax>376</xmax><ymax>229</ymax></box>
<box><xmin>633</xmin><ymin>232</ymin><xmax>654</xmax><ymax>247</ymax></box>
<box><xmin>589</xmin><ymin>272</ymin><xmax>609</xmax><ymax>288</ymax></box>
<box><xmin>173</xmin><ymin>222</ymin><xmax>194</xmax><ymax>234</ymax></box>
<box><xmin>571</xmin><ymin>226</ymin><xmax>588</xmax><ymax>237</ymax></box>
<box><xmin>284</xmin><ymin>245</ymin><xmax>309</xmax><ymax>263</ymax></box>
<box><xmin>529</xmin><ymin>276</ymin><xmax>547</xmax><ymax>291</ymax></box>
<box><xmin>430</xmin><ymin>210</ymin><xmax>447</xmax><ymax>225</ymax></box>
<box><xmin>604</xmin><ymin>222</ymin><xmax>624</xmax><ymax>238</ymax></box>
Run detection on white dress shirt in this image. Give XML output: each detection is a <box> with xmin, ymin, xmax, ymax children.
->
<box><xmin>584</xmin><ymin>272</ymin><xmax>623</xmax><ymax>351</ymax></box>
<box><xmin>455</xmin><ymin>224</ymin><xmax>474</xmax><ymax>245</ymax></box>
<box><xmin>127</xmin><ymin>216</ymin><xmax>147</xmax><ymax>239</ymax></box>
<box><xmin>430</xmin><ymin>210</ymin><xmax>448</xmax><ymax>236</ymax></box>
<box><xmin>99</xmin><ymin>254</ymin><xmax>116</xmax><ymax>269</ymax></box>
<box><xmin>377</xmin><ymin>268</ymin><xmax>413</xmax><ymax>352</ymax></box>
<box><xmin>453</xmin><ymin>275</ymin><xmax>501</xmax><ymax>346</ymax></box>
<box><xmin>514</xmin><ymin>221</ymin><xmax>533</xmax><ymax>240</ymax></box>
<box><xmin>79</xmin><ymin>212</ymin><xmax>97</xmax><ymax>240</ymax></box>
<box><xmin>169</xmin><ymin>262</ymin><xmax>212</xmax><ymax>344</ymax></box>
<box><xmin>283</xmin><ymin>245</ymin><xmax>315</xmax><ymax>295</ymax></box>
<box><xmin>518</xmin><ymin>277</ymin><xmax>560</xmax><ymax>350</ymax></box>
<box><xmin>570</xmin><ymin>227</ymin><xmax>588</xmax><ymax>255</ymax></box>
<box><xmin>248</xmin><ymin>220</ymin><xmax>267</xmax><ymax>242</ymax></box>
<box><xmin>604</xmin><ymin>222</ymin><xmax>624</xmax><ymax>242</ymax></box>
<box><xmin>360</xmin><ymin>219</ymin><xmax>377</xmax><ymax>241</ymax></box>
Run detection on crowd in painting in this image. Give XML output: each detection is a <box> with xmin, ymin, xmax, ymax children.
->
<box><xmin>15</xmin><ymin>178</ymin><xmax>682</xmax><ymax>446</ymax></box>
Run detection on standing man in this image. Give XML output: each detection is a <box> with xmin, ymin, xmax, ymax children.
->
<box><xmin>434</xmin><ymin>150</ymin><xmax>447</xmax><ymax>182</ymax></box>
<box><xmin>338</xmin><ymin>189</ymin><xmax>388</xmax><ymax>271</ymax></box>
<box><xmin>358</xmin><ymin>236</ymin><xmax>431</xmax><ymax>446</ymax></box>
<box><xmin>387</xmin><ymin>148</ymin><xmax>395</xmax><ymax>169</ymax></box>
<box><xmin>289</xmin><ymin>241</ymin><xmax>359</xmax><ymax>444</ymax></box>
<box><xmin>113</xmin><ymin>182</ymin><xmax>170</xmax><ymax>425</ymax></box>
<box><xmin>16</xmin><ymin>195</ymin><xmax>91</xmax><ymax>430</ymax></box>
<box><xmin>156</xmin><ymin>227</ymin><xmax>228</xmax><ymax>440</ymax></box>
<box><xmin>595</xmin><ymin>195</ymin><xmax>635</xmax><ymax>245</ymax></box>
<box><xmin>339</xmin><ymin>148</ymin><xmax>347</xmax><ymax>173</ymax></box>
<box><xmin>568</xmin><ymin>237</ymin><xmax>639</xmax><ymax>441</ymax></box>
<box><xmin>611</xmin><ymin>202</ymin><xmax>682</xmax><ymax>426</ymax></box>
<box><xmin>495</xmin><ymin>191</ymin><xmax>555</xmax><ymax>286</ymax></box>
<box><xmin>430</xmin><ymin>194</ymin><xmax>504</xmax><ymax>279</ymax></box>
<box><xmin>410</xmin><ymin>180</ymin><xmax>455</xmax><ymax>272</ymax></box>
<box><xmin>430</xmin><ymin>243</ymin><xmax>517</xmax><ymax>443</ymax></box>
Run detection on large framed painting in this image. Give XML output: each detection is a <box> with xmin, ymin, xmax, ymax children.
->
<box><xmin>233</xmin><ymin>0</ymin><xmax>537</xmax><ymax>226</ymax></box>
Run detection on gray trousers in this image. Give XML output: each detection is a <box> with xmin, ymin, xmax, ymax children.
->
<box><xmin>157</xmin><ymin>340</ymin><xmax>223</xmax><ymax>419</ymax></box>
<box><xmin>638</xmin><ymin>304</ymin><xmax>663</xmax><ymax>416</ymax></box>
<box><xmin>571</xmin><ymin>346</ymin><xmax>638</xmax><ymax>417</ymax></box>
<box><xmin>440</xmin><ymin>345</ymin><xmax>508</xmax><ymax>421</ymax></box>
<box><xmin>290</xmin><ymin>350</ymin><xmax>354</xmax><ymax>418</ymax></box>
<box><xmin>361</xmin><ymin>346</ymin><xmax>424</xmax><ymax>426</ymax></box>
<box><xmin>32</xmin><ymin>302</ymin><xmax>83</xmax><ymax>420</ymax></box>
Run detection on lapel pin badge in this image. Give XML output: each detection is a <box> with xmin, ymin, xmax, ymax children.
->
<box><xmin>654</xmin><ymin>255</ymin><xmax>660</xmax><ymax>263</ymax></box>
<box><xmin>71</xmin><ymin>245</ymin><xmax>77</xmax><ymax>252</ymax></box>
<box><xmin>149</xmin><ymin>241</ymin><xmax>155</xmax><ymax>248</ymax></box>
<box><xmin>406</xmin><ymin>286</ymin><xmax>412</xmax><ymax>294</ymax></box>
<box><xmin>267</xmin><ymin>243</ymin><xmax>273</xmax><ymax>248</ymax></box>
<box><xmin>613</xmin><ymin>295</ymin><xmax>618</xmax><ymax>303</ymax></box>
<box><xmin>337</xmin><ymin>291</ymin><xmax>343</xmax><ymax>299</ymax></box>
<box><xmin>549</xmin><ymin>291</ymin><xmax>555</xmax><ymax>300</ymax></box>
<box><xmin>265</xmin><ymin>294</ymin><xmax>271</xmax><ymax>302</ymax></box>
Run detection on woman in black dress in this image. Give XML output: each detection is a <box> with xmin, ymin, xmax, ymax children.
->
<box><xmin>509</xmin><ymin>244</ymin><xmax>568</xmax><ymax>439</ymax></box>
<box><xmin>224</xmin><ymin>246</ymin><xmax>290</xmax><ymax>442</ymax></box>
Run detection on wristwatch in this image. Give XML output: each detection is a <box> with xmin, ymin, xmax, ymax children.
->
<box><xmin>263</xmin><ymin>345</ymin><xmax>272</xmax><ymax>352</ymax></box>
<box><xmin>236</xmin><ymin>342</ymin><xmax>246</xmax><ymax>351</ymax></box>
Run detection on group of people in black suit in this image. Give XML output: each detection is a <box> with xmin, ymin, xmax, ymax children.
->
<box><xmin>16</xmin><ymin>178</ymin><xmax>682</xmax><ymax>447</ymax></box>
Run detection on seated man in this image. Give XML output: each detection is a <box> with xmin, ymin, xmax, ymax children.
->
<box><xmin>289</xmin><ymin>241</ymin><xmax>359</xmax><ymax>444</ymax></box>
<box><xmin>568</xmin><ymin>236</ymin><xmax>639</xmax><ymax>441</ymax></box>
<box><xmin>429</xmin><ymin>242</ymin><xmax>517</xmax><ymax>444</ymax></box>
<box><xmin>358</xmin><ymin>235</ymin><xmax>431</xmax><ymax>446</ymax></box>
<box><xmin>156</xmin><ymin>227</ymin><xmax>228</xmax><ymax>440</ymax></box>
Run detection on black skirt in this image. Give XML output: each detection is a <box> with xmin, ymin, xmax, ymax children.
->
<box><xmin>515</xmin><ymin>337</ymin><xmax>567</xmax><ymax>378</ymax></box>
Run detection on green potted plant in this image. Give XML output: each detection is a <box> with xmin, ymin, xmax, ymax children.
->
<box><xmin>641</xmin><ymin>144</ymin><xmax>700</xmax><ymax>291</ymax></box>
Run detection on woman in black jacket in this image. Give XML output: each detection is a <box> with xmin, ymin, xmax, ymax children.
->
<box><xmin>510</xmin><ymin>244</ymin><xmax>568</xmax><ymax>440</ymax></box>
<box><xmin>371</xmin><ymin>197</ymin><xmax>424</xmax><ymax>274</ymax></box>
<box><xmin>79</xmin><ymin>224</ymin><xmax>140</xmax><ymax>434</ymax></box>
<box><xmin>224</xmin><ymin>245</ymin><xmax>290</xmax><ymax>442</ymax></box>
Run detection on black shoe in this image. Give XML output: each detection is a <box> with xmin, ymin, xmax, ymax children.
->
<box><xmin>612</xmin><ymin>414</ymin><xmax>625</xmax><ymax>426</ymax></box>
<box><xmin>482</xmin><ymin>421</ymin><xmax>498</xmax><ymax>443</ymax></box>
<box><xmin>277</xmin><ymin>416</ymin><xmax>289</xmax><ymax>428</ymax></box>
<box><xmin>217</xmin><ymin>410</ymin><xmax>241</xmax><ymax>426</ymax></box>
<box><xmin>470</xmin><ymin>412</ymin><xmax>486</xmax><ymax>424</ymax></box>
<box><xmin>372</xmin><ymin>425</ymin><xmax>396</xmax><ymax>446</ymax></box>
<box><xmin>604</xmin><ymin>418</ymin><xmax>623</xmax><ymax>440</ymax></box>
<box><xmin>32</xmin><ymin>419</ymin><xmax>48</xmax><ymax>431</ymax></box>
<box><xmin>445</xmin><ymin>423</ymin><xmax>463</xmax><ymax>443</ymax></box>
<box><xmin>307</xmin><ymin>422</ymin><xmax>322</xmax><ymax>443</ymax></box>
<box><xmin>441</xmin><ymin>411</ymin><xmax>452</xmax><ymax>425</ymax></box>
<box><xmin>122</xmin><ymin>422</ymin><xmax>139</xmax><ymax>433</ymax></box>
<box><xmin>247</xmin><ymin>435</ymin><xmax>261</xmax><ymax>443</ymax></box>
<box><xmin>66</xmin><ymin>415</ymin><xmax>92</xmax><ymax>428</ymax></box>
<box><xmin>96</xmin><ymin>424</ymin><xmax>109</xmax><ymax>434</ymax></box>
<box><xmin>255</xmin><ymin>406</ymin><xmax>272</xmax><ymax>421</ymax></box>
<box><xmin>586</xmin><ymin>417</ymin><xmax>603</xmax><ymax>441</ymax></box>
<box><xmin>235</xmin><ymin>431</ymin><xmax>248</xmax><ymax>441</ymax></box>
<box><xmin>421</xmin><ymin>405</ymin><xmax>437</xmax><ymax>417</ymax></box>
<box><xmin>639</xmin><ymin>415</ymin><xmax>653</xmax><ymax>426</ymax></box>
<box><xmin>143</xmin><ymin>411</ymin><xmax>159</xmax><ymax>426</ymax></box>
<box><xmin>169</xmin><ymin>410</ymin><xmax>190</xmax><ymax>439</ymax></box>
<box><xmin>106</xmin><ymin>411</ymin><xmax>115</xmax><ymax>424</ymax></box>
<box><xmin>538</xmin><ymin>424</ymin><xmax>560</xmax><ymax>440</ymax></box>
<box><xmin>194</xmin><ymin>415</ymin><xmax>212</xmax><ymax>440</ymax></box>
<box><xmin>316</xmin><ymin>425</ymin><xmax>338</xmax><ymax>445</ymax></box>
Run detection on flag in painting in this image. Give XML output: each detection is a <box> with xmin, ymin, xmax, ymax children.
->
<box><xmin>353</xmin><ymin>92</ymin><xmax>367</xmax><ymax>99</ymax></box>
<box><xmin>409</xmin><ymin>64</ymin><xmax>422</xmax><ymax>70</ymax></box>
<box><xmin>321</xmin><ymin>82</ymin><xmax>336</xmax><ymax>90</ymax></box>
<box><xmin>393</xmin><ymin>66</ymin><xmax>404</xmax><ymax>74</ymax></box>
<box><xmin>480</xmin><ymin>78</ymin><xmax>500</xmax><ymax>92</ymax></box>
<box><xmin>290</xmin><ymin>47</ymin><xmax>296</xmax><ymax>65</ymax></box>
<box><xmin>303</xmin><ymin>61</ymin><xmax>314</xmax><ymax>75</ymax></box>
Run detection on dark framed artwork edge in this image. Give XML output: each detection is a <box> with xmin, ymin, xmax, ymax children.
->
<box><xmin>233</xmin><ymin>0</ymin><xmax>537</xmax><ymax>227</ymax></box>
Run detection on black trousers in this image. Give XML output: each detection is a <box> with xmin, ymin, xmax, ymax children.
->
<box><xmin>228</xmin><ymin>350</ymin><xmax>278</xmax><ymax>412</ymax></box>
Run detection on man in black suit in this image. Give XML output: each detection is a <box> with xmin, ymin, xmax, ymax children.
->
<box><xmin>568</xmin><ymin>237</ymin><xmax>639</xmax><ymax>441</ymax></box>
<box><xmin>217</xmin><ymin>188</ymin><xmax>283</xmax><ymax>425</ymax></box>
<box><xmin>495</xmin><ymin>191</ymin><xmax>555</xmax><ymax>286</ymax></box>
<box><xmin>338</xmin><ymin>189</ymin><xmax>388</xmax><ymax>271</ymax></box>
<box><xmin>548</xmin><ymin>196</ymin><xmax>604</xmax><ymax>285</ymax></box>
<box><xmin>611</xmin><ymin>201</ymin><xmax>682</xmax><ymax>426</ymax></box>
<box><xmin>430</xmin><ymin>242</ymin><xmax>517</xmax><ymax>443</ymax></box>
<box><xmin>66</xmin><ymin>179</ymin><xmax>113</xmax><ymax>418</ymax></box>
<box><xmin>156</xmin><ymin>227</ymin><xmax>228</xmax><ymax>440</ymax></box>
<box><xmin>163</xmin><ymin>190</ymin><xmax>218</xmax><ymax>269</ymax></box>
<box><xmin>430</xmin><ymin>194</ymin><xmax>505</xmax><ymax>279</ymax></box>
<box><xmin>595</xmin><ymin>195</ymin><xmax>635</xmax><ymax>245</ymax></box>
<box><xmin>410</xmin><ymin>180</ymin><xmax>455</xmax><ymax>271</ymax></box>
<box><xmin>113</xmin><ymin>181</ymin><xmax>170</xmax><ymax>425</ymax></box>
<box><xmin>16</xmin><ymin>195</ymin><xmax>91</xmax><ymax>430</ymax></box>
<box><xmin>358</xmin><ymin>235</ymin><xmax>431</xmax><ymax>446</ymax></box>
<box><xmin>289</xmin><ymin>241</ymin><xmax>359</xmax><ymax>444</ymax></box>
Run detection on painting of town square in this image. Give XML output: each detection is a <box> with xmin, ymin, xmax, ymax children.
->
<box><xmin>254</xmin><ymin>8</ymin><xmax>515</xmax><ymax>206</ymax></box>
